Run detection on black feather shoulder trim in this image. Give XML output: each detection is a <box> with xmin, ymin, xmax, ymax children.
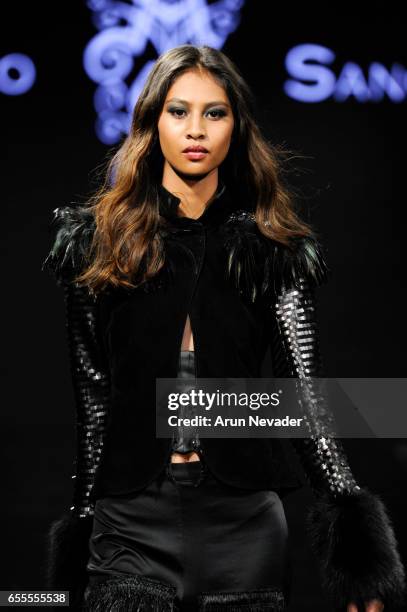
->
<box><xmin>42</xmin><ymin>205</ymin><xmax>96</xmax><ymax>286</ymax></box>
<box><xmin>221</xmin><ymin>211</ymin><xmax>331</xmax><ymax>302</ymax></box>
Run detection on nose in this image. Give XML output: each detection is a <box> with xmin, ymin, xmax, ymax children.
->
<box><xmin>186</xmin><ymin>110</ymin><xmax>206</xmax><ymax>139</ymax></box>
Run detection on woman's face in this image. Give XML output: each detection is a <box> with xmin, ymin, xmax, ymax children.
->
<box><xmin>157</xmin><ymin>68</ymin><xmax>235</xmax><ymax>179</ymax></box>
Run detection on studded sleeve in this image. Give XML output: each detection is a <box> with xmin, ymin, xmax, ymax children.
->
<box><xmin>42</xmin><ymin>206</ymin><xmax>111</xmax><ymax>518</ymax></box>
<box><xmin>268</xmin><ymin>274</ymin><xmax>361</xmax><ymax>498</ymax></box>
<box><xmin>62</xmin><ymin>282</ymin><xmax>110</xmax><ymax>517</ymax></box>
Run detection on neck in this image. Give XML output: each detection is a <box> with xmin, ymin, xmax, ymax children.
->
<box><xmin>161</xmin><ymin>167</ymin><xmax>219</xmax><ymax>219</ymax></box>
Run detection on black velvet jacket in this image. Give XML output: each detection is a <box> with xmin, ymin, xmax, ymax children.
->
<box><xmin>42</xmin><ymin>181</ymin><xmax>405</xmax><ymax>610</ymax></box>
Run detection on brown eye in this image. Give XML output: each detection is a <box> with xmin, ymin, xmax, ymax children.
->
<box><xmin>168</xmin><ymin>108</ymin><xmax>186</xmax><ymax>118</ymax></box>
<box><xmin>167</xmin><ymin>108</ymin><xmax>227</xmax><ymax>119</ymax></box>
<box><xmin>207</xmin><ymin>109</ymin><xmax>227</xmax><ymax>119</ymax></box>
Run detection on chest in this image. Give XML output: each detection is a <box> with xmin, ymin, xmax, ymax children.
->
<box><xmin>97</xmin><ymin>222</ymin><xmax>272</xmax><ymax>371</ymax></box>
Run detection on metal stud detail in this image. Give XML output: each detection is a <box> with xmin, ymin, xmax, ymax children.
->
<box><xmin>269</xmin><ymin>276</ymin><xmax>360</xmax><ymax>498</ymax></box>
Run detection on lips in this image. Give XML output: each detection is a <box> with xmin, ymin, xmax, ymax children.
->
<box><xmin>183</xmin><ymin>146</ymin><xmax>208</xmax><ymax>153</ymax></box>
<box><xmin>183</xmin><ymin>151</ymin><xmax>209</xmax><ymax>161</ymax></box>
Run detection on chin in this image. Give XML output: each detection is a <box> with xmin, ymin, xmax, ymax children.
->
<box><xmin>170</xmin><ymin>161</ymin><xmax>214</xmax><ymax>181</ymax></box>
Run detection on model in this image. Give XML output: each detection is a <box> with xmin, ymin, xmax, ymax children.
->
<box><xmin>42</xmin><ymin>45</ymin><xmax>405</xmax><ymax>611</ymax></box>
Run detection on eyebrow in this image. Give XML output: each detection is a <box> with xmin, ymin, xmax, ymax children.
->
<box><xmin>165</xmin><ymin>97</ymin><xmax>230</xmax><ymax>108</ymax></box>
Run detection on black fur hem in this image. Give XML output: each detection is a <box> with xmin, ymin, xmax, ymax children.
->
<box><xmin>306</xmin><ymin>487</ymin><xmax>406</xmax><ymax>609</ymax></box>
<box><xmin>83</xmin><ymin>574</ymin><xmax>177</xmax><ymax>611</ymax></box>
<box><xmin>197</xmin><ymin>588</ymin><xmax>286</xmax><ymax>611</ymax></box>
<box><xmin>44</xmin><ymin>510</ymin><xmax>94</xmax><ymax>610</ymax></box>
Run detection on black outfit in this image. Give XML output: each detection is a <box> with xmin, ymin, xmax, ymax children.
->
<box><xmin>84</xmin><ymin>352</ymin><xmax>290</xmax><ymax>612</ymax></box>
<box><xmin>42</xmin><ymin>179</ymin><xmax>406</xmax><ymax>611</ymax></box>
<box><xmin>84</xmin><ymin>349</ymin><xmax>290</xmax><ymax>610</ymax></box>
<box><xmin>84</xmin><ymin>463</ymin><xmax>289</xmax><ymax>612</ymax></box>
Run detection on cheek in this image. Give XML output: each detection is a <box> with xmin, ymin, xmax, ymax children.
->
<box><xmin>212</xmin><ymin>129</ymin><xmax>233</xmax><ymax>160</ymax></box>
<box><xmin>158</xmin><ymin>123</ymin><xmax>174</xmax><ymax>156</ymax></box>
<box><xmin>158</xmin><ymin>119</ymin><xmax>186</xmax><ymax>157</ymax></box>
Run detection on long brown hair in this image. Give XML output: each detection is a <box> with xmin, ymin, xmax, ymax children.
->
<box><xmin>76</xmin><ymin>44</ymin><xmax>313</xmax><ymax>294</ymax></box>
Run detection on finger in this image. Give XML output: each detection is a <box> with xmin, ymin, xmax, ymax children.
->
<box><xmin>366</xmin><ymin>600</ymin><xmax>384</xmax><ymax>612</ymax></box>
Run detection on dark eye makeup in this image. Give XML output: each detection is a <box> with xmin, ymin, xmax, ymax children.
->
<box><xmin>167</xmin><ymin>107</ymin><xmax>227</xmax><ymax>119</ymax></box>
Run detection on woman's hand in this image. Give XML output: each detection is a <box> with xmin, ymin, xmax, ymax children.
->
<box><xmin>347</xmin><ymin>600</ymin><xmax>384</xmax><ymax>612</ymax></box>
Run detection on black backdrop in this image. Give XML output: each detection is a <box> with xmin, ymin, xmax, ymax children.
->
<box><xmin>2</xmin><ymin>2</ymin><xmax>406</xmax><ymax>609</ymax></box>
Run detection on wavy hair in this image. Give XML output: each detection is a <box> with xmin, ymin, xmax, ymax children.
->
<box><xmin>75</xmin><ymin>44</ymin><xmax>314</xmax><ymax>294</ymax></box>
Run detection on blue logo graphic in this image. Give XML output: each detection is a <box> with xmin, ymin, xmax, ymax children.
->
<box><xmin>84</xmin><ymin>0</ymin><xmax>245</xmax><ymax>144</ymax></box>
<box><xmin>284</xmin><ymin>44</ymin><xmax>406</xmax><ymax>103</ymax></box>
<box><xmin>0</xmin><ymin>53</ymin><xmax>36</xmax><ymax>95</ymax></box>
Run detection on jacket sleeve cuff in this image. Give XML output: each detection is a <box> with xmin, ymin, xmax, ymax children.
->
<box><xmin>44</xmin><ymin>510</ymin><xmax>93</xmax><ymax>610</ymax></box>
<box><xmin>306</xmin><ymin>487</ymin><xmax>406</xmax><ymax>609</ymax></box>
